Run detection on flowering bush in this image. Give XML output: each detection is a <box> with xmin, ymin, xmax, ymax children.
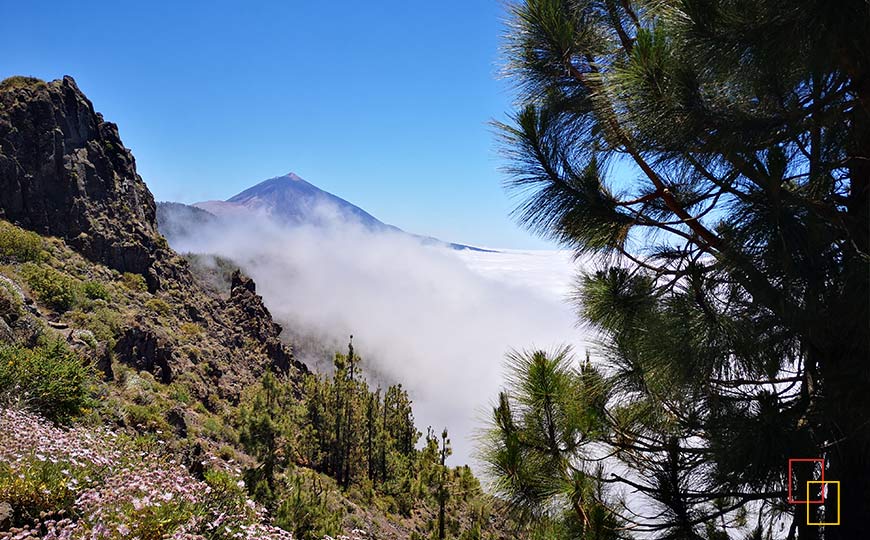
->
<box><xmin>0</xmin><ymin>408</ymin><xmax>116</xmax><ymax>526</ymax></box>
<box><xmin>0</xmin><ymin>408</ymin><xmax>294</xmax><ymax>540</ymax></box>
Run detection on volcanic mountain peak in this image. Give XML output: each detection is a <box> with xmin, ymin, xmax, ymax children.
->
<box><xmin>185</xmin><ymin>172</ymin><xmax>494</xmax><ymax>252</ymax></box>
<box><xmin>228</xmin><ymin>172</ymin><xmax>316</xmax><ymax>202</ymax></box>
<box><xmin>196</xmin><ymin>172</ymin><xmax>393</xmax><ymax>232</ymax></box>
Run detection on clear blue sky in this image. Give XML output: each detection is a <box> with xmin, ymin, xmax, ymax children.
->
<box><xmin>1</xmin><ymin>0</ymin><xmax>555</xmax><ymax>249</ymax></box>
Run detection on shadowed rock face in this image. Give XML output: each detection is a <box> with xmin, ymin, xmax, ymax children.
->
<box><xmin>227</xmin><ymin>270</ymin><xmax>302</xmax><ymax>374</ymax></box>
<box><xmin>114</xmin><ymin>323</ymin><xmax>175</xmax><ymax>384</ymax></box>
<box><xmin>0</xmin><ymin>76</ymin><xmax>167</xmax><ymax>288</ymax></box>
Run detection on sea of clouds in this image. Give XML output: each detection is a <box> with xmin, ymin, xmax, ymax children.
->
<box><xmin>162</xmin><ymin>205</ymin><xmax>594</xmax><ymax>467</ymax></box>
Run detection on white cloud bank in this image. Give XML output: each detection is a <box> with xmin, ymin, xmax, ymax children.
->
<box><xmin>167</xmin><ymin>211</ymin><xmax>591</xmax><ymax>466</ymax></box>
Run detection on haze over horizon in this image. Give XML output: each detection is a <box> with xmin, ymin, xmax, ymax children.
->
<box><xmin>153</xmin><ymin>167</ymin><xmax>593</xmax><ymax>465</ymax></box>
<box><xmin>159</xmin><ymin>198</ymin><xmax>590</xmax><ymax>467</ymax></box>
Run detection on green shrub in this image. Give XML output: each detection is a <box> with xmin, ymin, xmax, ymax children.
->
<box><xmin>120</xmin><ymin>272</ymin><xmax>148</xmax><ymax>293</ymax></box>
<box><xmin>168</xmin><ymin>383</ymin><xmax>192</xmax><ymax>405</ymax></box>
<box><xmin>217</xmin><ymin>445</ymin><xmax>237</xmax><ymax>461</ymax></box>
<box><xmin>179</xmin><ymin>322</ymin><xmax>203</xmax><ymax>339</ymax></box>
<box><xmin>201</xmin><ymin>469</ymin><xmax>261</xmax><ymax>538</ymax></box>
<box><xmin>82</xmin><ymin>280</ymin><xmax>111</xmax><ymax>301</ymax></box>
<box><xmin>21</xmin><ymin>264</ymin><xmax>79</xmax><ymax>312</ymax></box>
<box><xmin>201</xmin><ymin>415</ymin><xmax>232</xmax><ymax>441</ymax></box>
<box><xmin>0</xmin><ymin>221</ymin><xmax>45</xmax><ymax>262</ymax></box>
<box><xmin>275</xmin><ymin>473</ymin><xmax>344</xmax><ymax>540</ymax></box>
<box><xmin>0</xmin><ymin>341</ymin><xmax>97</xmax><ymax>421</ymax></box>
<box><xmin>0</xmin><ymin>280</ymin><xmax>22</xmax><ymax>322</ymax></box>
<box><xmin>124</xmin><ymin>403</ymin><xmax>171</xmax><ymax>433</ymax></box>
<box><xmin>145</xmin><ymin>297</ymin><xmax>171</xmax><ymax>316</ymax></box>
<box><xmin>67</xmin><ymin>305</ymin><xmax>123</xmax><ymax>344</ymax></box>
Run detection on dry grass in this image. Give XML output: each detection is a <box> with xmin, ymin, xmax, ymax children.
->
<box><xmin>0</xmin><ymin>75</ymin><xmax>47</xmax><ymax>92</ymax></box>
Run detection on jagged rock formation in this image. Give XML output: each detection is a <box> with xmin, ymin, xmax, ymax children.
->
<box><xmin>226</xmin><ymin>270</ymin><xmax>296</xmax><ymax>372</ymax></box>
<box><xmin>0</xmin><ymin>76</ymin><xmax>172</xmax><ymax>291</ymax></box>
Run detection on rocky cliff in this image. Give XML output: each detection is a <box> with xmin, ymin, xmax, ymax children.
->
<box><xmin>0</xmin><ymin>76</ymin><xmax>172</xmax><ymax>291</ymax></box>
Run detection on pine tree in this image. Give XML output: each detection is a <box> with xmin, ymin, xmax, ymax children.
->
<box><xmin>302</xmin><ymin>374</ymin><xmax>331</xmax><ymax>471</ymax></box>
<box><xmin>331</xmin><ymin>348</ymin><xmax>347</xmax><ymax>484</ymax></box>
<box><xmin>239</xmin><ymin>370</ymin><xmax>291</xmax><ymax>504</ymax></box>
<box><xmin>341</xmin><ymin>335</ymin><xmax>357</xmax><ymax>488</ymax></box>
<box><xmin>438</xmin><ymin>428</ymin><xmax>452</xmax><ymax>540</ymax></box>
<box><xmin>482</xmin><ymin>349</ymin><xmax>626</xmax><ymax>539</ymax></box>
<box><xmin>381</xmin><ymin>384</ymin><xmax>390</xmax><ymax>483</ymax></box>
<box><xmin>367</xmin><ymin>388</ymin><xmax>381</xmax><ymax>482</ymax></box>
<box><xmin>384</xmin><ymin>384</ymin><xmax>420</xmax><ymax>460</ymax></box>
<box><xmin>493</xmin><ymin>1</ymin><xmax>870</xmax><ymax>536</ymax></box>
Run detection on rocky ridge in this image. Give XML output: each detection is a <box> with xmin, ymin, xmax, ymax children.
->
<box><xmin>0</xmin><ymin>75</ymin><xmax>307</xmax><ymax>401</ymax></box>
<box><xmin>0</xmin><ymin>76</ymin><xmax>173</xmax><ymax>291</ymax></box>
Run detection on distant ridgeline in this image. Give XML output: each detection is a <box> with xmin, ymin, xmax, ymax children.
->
<box><xmin>156</xmin><ymin>172</ymin><xmax>497</xmax><ymax>253</ymax></box>
<box><xmin>0</xmin><ymin>76</ymin><xmax>517</xmax><ymax>539</ymax></box>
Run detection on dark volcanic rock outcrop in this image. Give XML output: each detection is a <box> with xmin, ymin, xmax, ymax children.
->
<box><xmin>227</xmin><ymin>270</ymin><xmax>303</xmax><ymax>373</ymax></box>
<box><xmin>114</xmin><ymin>322</ymin><xmax>176</xmax><ymax>384</ymax></box>
<box><xmin>0</xmin><ymin>76</ymin><xmax>169</xmax><ymax>289</ymax></box>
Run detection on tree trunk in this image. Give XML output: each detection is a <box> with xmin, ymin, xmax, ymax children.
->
<box><xmin>818</xmin><ymin>353</ymin><xmax>870</xmax><ymax>539</ymax></box>
<box><xmin>438</xmin><ymin>476</ymin><xmax>447</xmax><ymax>540</ymax></box>
<box><xmin>823</xmin><ymin>79</ymin><xmax>870</xmax><ymax>538</ymax></box>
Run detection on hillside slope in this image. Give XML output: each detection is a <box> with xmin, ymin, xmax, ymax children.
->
<box><xmin>0</xmin><ymin>76</ymin><xmax>519</xmax><ymax>539</ymax></box>
<box><xmin>0</xmin><ymin>76</ymin><xmax>304</xmax><ymax>390</ymax></box>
